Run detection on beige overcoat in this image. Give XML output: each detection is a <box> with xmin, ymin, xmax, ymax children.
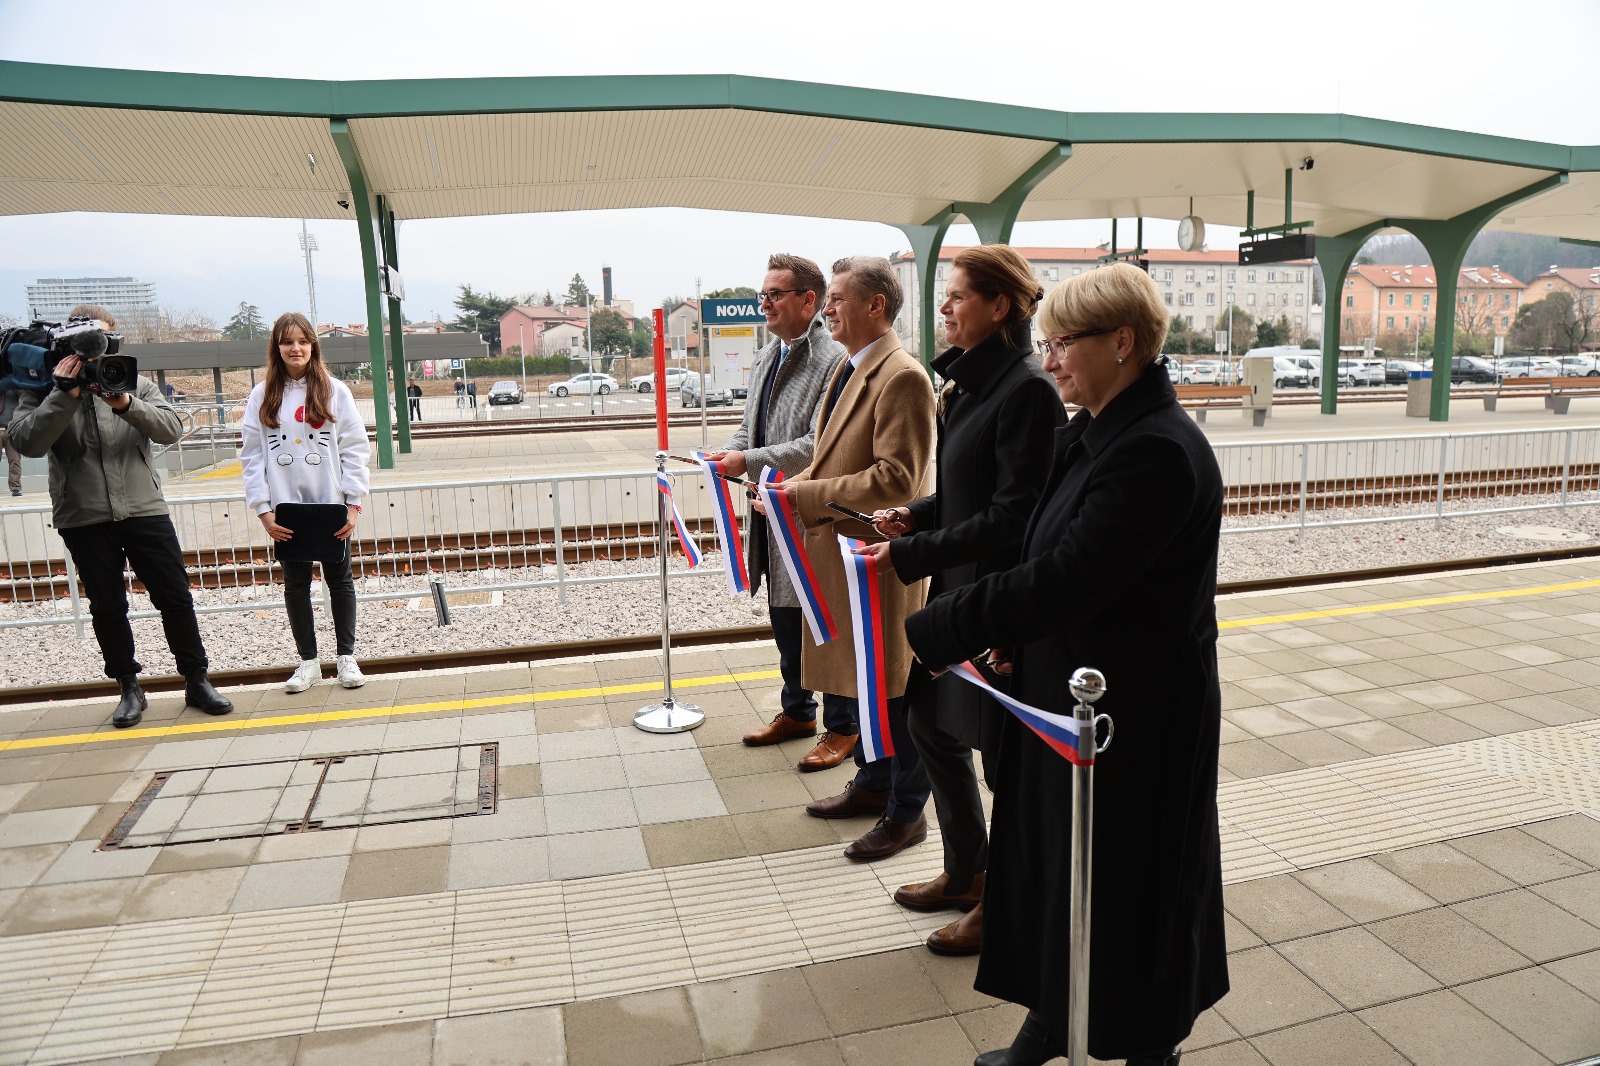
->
<box><xmin>786</xmin><ymin>329</ymin><xmax>935</xmax><ymax>699</ymax></box>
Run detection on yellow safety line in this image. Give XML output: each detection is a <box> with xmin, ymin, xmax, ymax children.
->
<box><xmin>1219</xmin><ymin>576</ymin><xmax>1600</xmax><ymax>628</ymax></box>
<box><xmin>0</xmin><ymin>669</ymin><xmax>782</xmax><ymax>753</ymax></box>
<box><xmin>194</xmin><ymin>460</ymin><xmax>242</xmax><ymax>479</ymax></box>
<box><xmin>11</xmin><ymin>574</ymin><xmax>1600</xmax><ymax>753</ymax></box>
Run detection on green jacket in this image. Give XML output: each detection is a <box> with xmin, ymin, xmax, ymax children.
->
<box><xmin>8</xmin><ymin>377</ymin><xmax>183</xmax><ymax>529</ymax></box>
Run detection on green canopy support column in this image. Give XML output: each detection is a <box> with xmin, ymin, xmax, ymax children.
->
<box><xmin>1396</xmin><ymin>172</ymin><xmax>1567</xmax><ymax>421</ymax></box>
<box><xmin>329</xmin><ymin>118</ymin><xmax>395</xmax><ymax>470</ymax></box>
<box><xmin>378</xmin><ymin>197</ymin><xmax>412</xmax><ymax>454</ymax></box>
<box><xmin>953</xmin><ymin>143</ymin><xmax>1072</xmax><ymax>246</ymax></box>
<box><xmin>895</xmin><ymin>211</ymin><xmax>955</xmax><ymax>373</ymax></box>
<box><xmin>1313</xmin><ymin>222</ymin><xmax>1385</xmax><ymax>415</ymax></box>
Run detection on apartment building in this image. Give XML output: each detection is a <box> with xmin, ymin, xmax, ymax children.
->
<box><xmin>1339</xmin><ymin>264</ymin><xmax>1522</xmax><ymax>352</ymax></box>
<box><xmin>26</xmin><ymin>276</ymin><xmax>159</xmax><ymax>324</ymax></box>
<box><xmin>888</xmin><ymin>247</ymin><xmax>1318</xmax><ymax>349</ymax></box>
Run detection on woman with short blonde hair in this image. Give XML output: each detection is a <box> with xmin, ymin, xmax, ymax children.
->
<box><xmin>906</xmin><ymin>261</ymin><xmax>1228</xmax><ymax>1066</ymax></box>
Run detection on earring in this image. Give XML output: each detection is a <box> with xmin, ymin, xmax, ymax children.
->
<box><xmin>1117</xmin><ymin>357</ymin><xmax>1125</xmax><ymax>365</ymax></box>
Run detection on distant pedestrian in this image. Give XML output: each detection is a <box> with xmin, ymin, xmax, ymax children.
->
<box><xmin>466</xmin><ymin>380</ymin><xmax>477</xmax><ymax>408</ymax></box>
<box><xmin>0</xmin><ymin>386</ymin><xmax>22</xmax><ymax>495</ymax></box>
<box><xmin>455</xmin><ymin>379</ymin><xmax>465</xmax><ymax>407</ymax></box>
<box><xmin>407</xmin><ymin>380</ymin><xmax>422</xmax><ymax>421</ymax></box>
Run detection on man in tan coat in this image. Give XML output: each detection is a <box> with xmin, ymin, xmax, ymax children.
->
<box><xmin>779</xmin><ymin>255</ymin><xmax>936</xmax><ymax>861</ymax></box>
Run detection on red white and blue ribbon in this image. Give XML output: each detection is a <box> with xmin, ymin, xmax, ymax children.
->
<box><xmin>839</xmin><ymin>534</ymin><xmax>893</xmax><ymax>762</ymax></box>
<box><xmin>947</xmin><ymin>660</ymin><xmax>1091</xmax><ymax>766</ymax></box>
<box><xmin>693</xmin><ymin>451</ymin><xmax>749</xmax><ymax>594</ymax></box>
<box><xmin>655</xmin><ymin>471</ymin><xmax>703</xmax><ymax>568</ymax></box>
<box><xmin>757</xmin><ymin>466</ymin><xmax>838</xmax><ymax>645</ymax></box>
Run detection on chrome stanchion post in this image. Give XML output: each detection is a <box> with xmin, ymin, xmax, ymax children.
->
<box><xmin>1067</xmin><ymin>666</ymin><xmax>1113</xmax><ymax>1066</ymax></box>
<box><xmin>634</xmin><ymin>451</ymin><xmax>704</xmax><ymax>734</ymax></box>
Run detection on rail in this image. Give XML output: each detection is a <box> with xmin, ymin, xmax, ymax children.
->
<box><xmin>9</xmin><ymin>424</ymin><xmax>1600</xmax><ymax>632</ymax></box>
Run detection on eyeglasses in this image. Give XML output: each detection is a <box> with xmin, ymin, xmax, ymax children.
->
<box><xmin>757</xmin><ymin>289</ymin><xmax>806</xmax><ymax>305</ymax></box>
<box><xmin>1041</xmin><ymin>328</ymin><xmax>1116</xmax><ymax>356</ymax></box>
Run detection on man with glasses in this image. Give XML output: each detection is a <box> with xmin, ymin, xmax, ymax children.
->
<box><xmin>703</xmin><ymin>254</ymin><xmax>850</xmax><ymax>769</ymax></box>
<box><xmin>770</xmin><ymin>256</ymin><xmax>936</xmax><ymax>862</ymax></box>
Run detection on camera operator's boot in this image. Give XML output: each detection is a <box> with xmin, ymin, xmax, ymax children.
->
<box><xmin>112</xmin><ymin>675</ymin><xmax>147</xmax><ymax>729</ymax></box>
<box><xmin>184</xmin><ymin>673</ymin><xmax>233</xmax><ymax>716</ymax></box>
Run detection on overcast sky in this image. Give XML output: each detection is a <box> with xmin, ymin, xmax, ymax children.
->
<box><xmin>1</xmin><ymin>0</ymin><xmax>1596</xmax><ymax>328</ymax></box>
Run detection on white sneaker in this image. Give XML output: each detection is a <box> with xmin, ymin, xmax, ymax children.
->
<box><xmin>336</xmin><ymin>655</ymin><xmax>367</xmax><ymax>689</ymax></box>
<box><xmin>284</xmin><ymin>660</ymin><xmax>321</xmax><ymax>693</ymax></box>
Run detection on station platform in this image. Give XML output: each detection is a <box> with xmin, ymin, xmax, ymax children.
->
<box><xmin>136</xmin><ymin>391</ymin><xmax>1600</xmax><ymax>497</ymax></box>
<box><xmin>2</xmin><ymin>560</ymin><xmax>1600</xmax><ymax>1065</ymax></box>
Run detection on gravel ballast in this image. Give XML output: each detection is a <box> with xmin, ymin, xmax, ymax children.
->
<box><xmin>6</xmin><ymin>497</ymin><xmax>1600</xmax><ymax>690</ymax></box>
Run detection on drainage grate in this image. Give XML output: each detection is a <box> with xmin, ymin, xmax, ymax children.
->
<box><xmin>101</xmin><ymin>743</ymin><xmax>498</xmax><ymax>850</ymax></box>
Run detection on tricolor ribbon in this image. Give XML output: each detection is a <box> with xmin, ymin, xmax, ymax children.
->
<box><xmin>758</xmin><ymin>466</ymin><xmax>838</xmax><ymax>644</ymax></box>
<box><xmin>655</xmin><ymin>471</ymin><xmax>703</xmax><ymax>568</ymax></box>
<box><xmin>839</xmin><ymin>535</ymin><xmax>893</xmax><ymax>762</ymax></box>
<box><xmin>693</xmin><ymin>451</ymin><xmax>749</xmax><ymax>594</ymax></box>
<box><xmin>947</xmin><ymin>660</ymin><xmax>1092</xmax><ymax>766</ymax></box>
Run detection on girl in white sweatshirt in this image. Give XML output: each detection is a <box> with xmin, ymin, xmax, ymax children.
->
<box><xmin>241</xmin><ymin>312</ymin><xmax>372</xmax><ymax>692</ymax></box>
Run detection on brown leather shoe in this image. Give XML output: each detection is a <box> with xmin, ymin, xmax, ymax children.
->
<box><xmin>796</xmin><ymin>730</ymin><xmax>857</xmax><ymax>772</ymax></box>
<box><xmin>805</xmin><ymin>781</ymin><xmax>889</xmax><ymax>819</ymax></box>
<box><xmin>894</xmin><ymin>871</ymin><xmax>985</xmax><ymax>912</ymax></box>
<box><xmin>926</xmin><ymin>900</ymin><xmax>983</xmax><ymax>955</ymax></box>
<box><xmin>844</xmin><ymin>814</ymin><xmax>928</xmax><ymax>861</ymax></box>
<box><xmin>742</xmin><ymin>712</ymin><xmax>817</xmax><ymax>747</ymax></box>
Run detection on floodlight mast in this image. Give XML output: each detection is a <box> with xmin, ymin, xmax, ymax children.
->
<box><xmin>299</xmin><ymin>220</ymin><xmax>320</xmax><ymax>331</ymax></box>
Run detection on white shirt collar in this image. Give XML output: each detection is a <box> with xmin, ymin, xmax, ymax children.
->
<box><xmin>849</xmin><ymin>334</ymin><xmax>887</xmax><ymax>367</ymax></box>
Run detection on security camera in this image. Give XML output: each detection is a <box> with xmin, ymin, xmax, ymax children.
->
<box><xmin>1300</xmin><ymin>157</ymin><xmax>1315</xmax><ymax>172</ymax></box>
<box><xmin>336</xmin><ymin>198</ymin><xmax>351</xmax><ymax>209</ymax></box>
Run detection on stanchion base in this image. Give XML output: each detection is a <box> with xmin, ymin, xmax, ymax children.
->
<box><xmin>634</xmin><ymin>701</ymin><xmax>705</xmax><ymax>734</ymax></box>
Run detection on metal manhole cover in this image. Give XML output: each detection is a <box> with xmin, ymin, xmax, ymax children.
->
<box><xmin>1494</xmin><ymin>525</ymin><xmax>1594</xmax><ymax>543</ymax></box>
<box><xmin>100</xmin><ymin>743</ymin><xmax>498</xmax><ymax>850</ymax></box>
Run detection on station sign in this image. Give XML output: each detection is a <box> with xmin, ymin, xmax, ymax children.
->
<box><xmin>1238</xmin><ymin>233</ymin><xmax>1316</xmax><ymax>265</ymax></box>
<box><xmin>701</xmin><ymin>297</ymin><xmax>767</xmax><ymax>324</ymax></box>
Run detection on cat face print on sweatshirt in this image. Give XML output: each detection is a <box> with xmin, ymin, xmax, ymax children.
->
<box><xmin>268</xmin><ymin>405</ymin><xmax>333</xmax><ymax>467</ymax></box>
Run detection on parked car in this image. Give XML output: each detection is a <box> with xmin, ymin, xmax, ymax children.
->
<box><xmin>1336</xmin><ymin>359</ymin><xmax>1385</xmax><ymax>387</ymax></box>
<box><xmin>1451</xmin><ymin>356</ymin><xmax>1497</xmax><ymax>384</ymax></box>
<box><xmin>487</xmin><ymin>380</ymin><xmax>524</xmax><ymax>405</ymax></box>
<box><xmin>1165</xmin><ymin>359</ymin><xmax>1183</xmax><ymax>384</ymax></box>
<box><xmin>1556</xmin><ymin>354</ymin><xmax>1600</xmax><ymax>377</ymax></box>
<box><xmin>546</xmin><ymin>373</ymin><xmax>617</xmax><ymax>397</ymax></box>
<box><xmin>1188</xmin><ymin>360</ymin><xmax>1225</xmax><ymax>385</ymax></box>
<box><xmin>629</xmin><ymin>367</ymin><xmax>690</xmax><ymax>393</ymax></box>
<box><xmin>1384</xmin><ymin>360</ymin><xmax>1428</xmax><ymax>384</ymax></box>
<box><xmin>1272</xmin><ymin>357</ymin><xmax>1308</xmax><ymax>388</ymax></box>
<box><xmin>1291</xmin><ymin>355</ymin><xmax>1323</xmax><ymax>389</ymax></box>
<box><xmin>1495</xmin><ymin>356</ymin><xmax>1561</xmax><ymax>380</ymax></box>
<box><xmin>680</xmin><ymin>371</ymin><xmax>733</xmax><ymax>407</ymax></box>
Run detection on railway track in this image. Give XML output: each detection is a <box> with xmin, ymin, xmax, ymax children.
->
<box><xmin>8</xmin><ymin>544</ymin><xmax>1600</xmax><ymax>707</ymax></box>
<box><xmin>7</xmin><ymin>463</ymin><xmax>1599</xmax><ymax>600</ymax></box>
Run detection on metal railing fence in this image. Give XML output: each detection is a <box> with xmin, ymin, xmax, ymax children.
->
<box><xmin>7</xmin><ymin>425</ymin><xmax>1600</xmax><ymax>632</ymax></box>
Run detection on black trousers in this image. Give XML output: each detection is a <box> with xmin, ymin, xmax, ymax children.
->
<box><xmin>769</xmin><ymin>604</ymin><xmax>855</xmax><ymax>733</ymax></box>
<box><xmin>847</xmin><ymin>690</ymin><xmax>930</xmax><ymax>824</ymax></box>
<box><xmin>60</xmin><ymin>515</ymin><xmax>209</xmax><ymax>679</ymax></box>
<box><xmin>281</xmin><ymin>554</ymin><xmax>358</xmax><ymax>659</ymax></box>
<box><xmin>907</xmin><ymin>666</ymin><xmax>989</xmax><ymax>890</ymax></box>
<box><xmin>408</xmin><ymin>397</ymin><xmax>422</xmax><ymax>420</ymax></box>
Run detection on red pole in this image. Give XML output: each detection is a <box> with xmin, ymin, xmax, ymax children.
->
<box><xmin>653</xmin><ymin>307</ymin><xmax>668</xmax><ymax>451</ymax></box>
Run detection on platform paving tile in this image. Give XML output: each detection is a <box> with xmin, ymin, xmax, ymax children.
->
<box><xmin>12</xmin><ymin>567</ymin><xmax>1600</xmax><ymax>1061</ymax></box>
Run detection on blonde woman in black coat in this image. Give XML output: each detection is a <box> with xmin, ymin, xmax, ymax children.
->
<box><xmin>906</xmin><ymin>262</ymin><xmax>1228</xmax><ymax>1066</ymax></box>
<box><xmin>852</xmin><ymin>244</ymin><xmax>1062</xmax><ymax>951</ymax></box>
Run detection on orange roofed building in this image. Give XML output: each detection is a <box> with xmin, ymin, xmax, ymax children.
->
<box><xmin>1339</xmin><ymin>264</ymin><xmax>1523</xmax><ymax>353</ymax></box>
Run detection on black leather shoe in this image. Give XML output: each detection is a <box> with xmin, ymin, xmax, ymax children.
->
<box><xmin>184</xmin><ymin>673</ymin><xmax>233</xmax><ymax>716</ymax></box>
<box><xmin>974</xmin><ymin>1011</ymin><xmax>1067</xmax><ymax>1066</ymax></box>
<box><xmin>844</xmin><ymin>814</ymin><xmax>928</xmax><ymax>861</ymax></box>
<box><xmin>112</xmin><ymin>675</ymin><xmax>147</xmax><ymax>728</ymax></box>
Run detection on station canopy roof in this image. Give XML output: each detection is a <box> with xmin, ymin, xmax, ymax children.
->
<box><xmin>1</xmin><ymin>63</ymin><xmax>1597</xmax><ymax>243</ymax></box>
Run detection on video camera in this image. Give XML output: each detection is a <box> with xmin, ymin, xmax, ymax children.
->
<box><xmin>0</xmin><ymin>317</ymin><xmax>137</xmax><ymax>396</ymax></box>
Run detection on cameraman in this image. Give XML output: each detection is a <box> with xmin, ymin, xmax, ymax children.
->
<box><xmin>7</xmin><ymin>304</ymin><xmax>233</xmax><ymax>727</ymax></box>
<box><xmin>0</xmin><ymin>385</ymin><xmax>22</xmax><ymax>495</ymax></box>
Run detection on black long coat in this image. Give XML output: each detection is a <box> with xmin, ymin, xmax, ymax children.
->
<box><xmin>905</xmin><ymin>363</ymin><xmax>1229</xmax><ymax>1060</ymax></box>
<box><xmin>890</xmin><ymin>332</ymin><xmax>1063</xmax><ymax>752</ymax></box>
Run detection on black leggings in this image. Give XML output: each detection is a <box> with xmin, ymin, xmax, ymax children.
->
<box><xmin>281</xmin><ymin>555</ymin><xmax>358</xmax><ymax>659</ymax></box>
